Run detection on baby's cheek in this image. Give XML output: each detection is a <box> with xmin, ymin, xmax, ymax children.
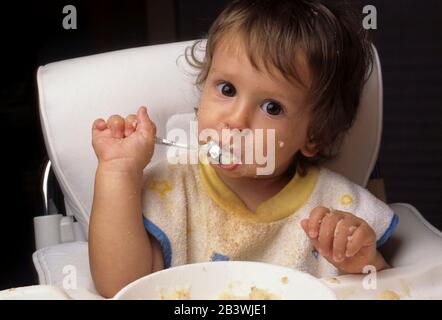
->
<box><xmin>197</xmin><ymin>105</ymin><xmax>221</xmax><ymax>130</ymax></box>
<box><xmin>197</xmin><ymin>113</ymin><xmax>214</xmax><ymax>138</ymax></box>
<box><xmin>275</xmin><ymin>138</ymin><xmax>298</xmax><ymax>163</ymax></box>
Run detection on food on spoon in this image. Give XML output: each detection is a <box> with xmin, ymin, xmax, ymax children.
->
<box><xmin>200</xmin><ymin>141</ymin><xmax>239</xmax><ymax>165</ymax></box>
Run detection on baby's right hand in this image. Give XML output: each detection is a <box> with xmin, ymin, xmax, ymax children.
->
<box><xmin>92</xmin><ymin>106</ymin><xmax>156</xmax><ymax>172</ymax></box>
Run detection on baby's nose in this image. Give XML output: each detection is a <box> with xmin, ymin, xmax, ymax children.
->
<box><xmin>227</xmin><ymin>99</ymin><xmax>254</xmax><ymax>128</ymax></box>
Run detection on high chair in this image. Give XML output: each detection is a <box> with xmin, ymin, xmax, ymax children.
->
<box><xmin>33</xmin><ymin>40</ymin><xmax>442</xmax><ymax>294</ymax></box>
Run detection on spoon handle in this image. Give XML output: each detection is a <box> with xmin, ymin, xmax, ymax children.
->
<box><xmin>155</xmin><ymin>136</ymin><xmax>192</xmax><ymax>149</ymax></box>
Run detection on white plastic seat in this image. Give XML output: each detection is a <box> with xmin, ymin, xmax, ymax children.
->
<box><xmin>33</xmin><ymin>40</ymin><xmax>442</xmax><ymax>295</ymax></box>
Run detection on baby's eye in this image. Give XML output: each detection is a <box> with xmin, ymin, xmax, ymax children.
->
<box><xmin>260</xmin><ymin>100</ymin><xmax>283</xmax><ymax>116</ymax></box>
<box><xmin>216</xmin><ymin>82</ymin><xmax>236</xmax><ymax>97</ymax></box>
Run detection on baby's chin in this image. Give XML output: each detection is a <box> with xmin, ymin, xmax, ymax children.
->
<box><xmin>211</xmin><ymin>162</ymin><xmax>278</xmax><ymax>179</ymax></box>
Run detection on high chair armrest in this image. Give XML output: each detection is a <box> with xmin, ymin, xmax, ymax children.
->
<box><xmin>32</xmin><ymin>241</ymin><xmax>101</xmax><ymax>298</ymax></box>
<box><xmin>381</xmin><ymin>203</ymin><xmax>442</xmax><ymax>268</ymax></box>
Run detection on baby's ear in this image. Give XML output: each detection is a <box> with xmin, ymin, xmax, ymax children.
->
<box><xmin>300</xmin><ymin>141</ymin><xmax>317</xmax><ymax>158</ymax></box>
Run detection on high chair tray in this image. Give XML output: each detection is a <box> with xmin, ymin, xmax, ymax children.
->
<box><xmin>0</xmin><ymin>285</ymin><xmax>71</xmax><ymax>300</ymax></box>
<box><xmin>1</xmin><ymin>260</ymin><xmax>442</xmax><ymax>300</ymax></box>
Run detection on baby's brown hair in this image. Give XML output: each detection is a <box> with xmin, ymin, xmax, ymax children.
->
<box><xmin>186</xmin><ymin>0</ymin><xmax>373</xmax><ymax>176</ymax></box>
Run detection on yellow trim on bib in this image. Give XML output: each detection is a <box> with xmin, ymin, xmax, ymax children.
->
<box><xmin>198</xmin><ymin>162</ymin><xmax>319</xmax><ymax>223</ymax></box>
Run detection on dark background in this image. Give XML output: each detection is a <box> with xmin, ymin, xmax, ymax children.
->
<box><xmin>0</xmin><ymin>0</ymin><xmax>441</xmax><ymax>289</ymax></box>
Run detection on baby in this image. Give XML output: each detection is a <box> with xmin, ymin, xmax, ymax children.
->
<box><xmin>89</xmin><ymin>0</ymin><xmax>398</xmax><ymax>298</ymax></box>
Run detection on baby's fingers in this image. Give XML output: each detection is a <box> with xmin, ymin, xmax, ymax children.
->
<box><xmin>332</xmin><ymin>219</ymin><xmax>357</xmax><ymax>263</ymax></box>
<box><xmin>345</xmin><ymin>223</ymin><xmax>376</xmax><ymax>258</ymax></box>
<box><xmin>300</xmin><ymin>219</ymin><xmax>309</xmax><ymax>234</ymax></box>
<box><xmin>92</xmin><ymin>118</ymin><xmax>107</xmax><ymax>134</ymax></box>
<box><xmin>124</xmin><ymin>114</ymin><xmax>137</xmax><ymax>137</ymax></box>
<box><xmin>317</xmin><ymin>212</ymin><xmax>343</xmax><ymax>258</ymax></box>
<box><xmin>301</xmin><ymin>219</ymin><xmax>321</xmax><ymax>252</ymax></box>
<box><xmin>306</xmin><ymin>206</ymin><xmax>329</xmax><ymax>238</ymax></box>
<box><xmin>107</xmin><ymin>115</ymin><xmax>125</xmax><ymax>138</ymax></box>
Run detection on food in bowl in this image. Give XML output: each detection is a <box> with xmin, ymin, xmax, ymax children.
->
<box><xmin>158</xmin><ymin>284</ymin><xmax>281</xmax><ymax>300</ymax></box>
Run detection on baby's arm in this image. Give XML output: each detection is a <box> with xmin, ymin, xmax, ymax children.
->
<box><xmin>89</xmin><ymin>107</ymin><xmax>163</xmax><ymax>298</ymax></box>
<box><xmin>301</xmin><ymin>207</ymin><xmax>389</xmax><ymax>274</ymax></box>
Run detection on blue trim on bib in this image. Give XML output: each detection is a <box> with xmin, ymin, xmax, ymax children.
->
<box><xmin>376</xmin><ymin>214</ymin><xmax>399</xmax><ymax>248</ymax></box>
<box><xmin>211</xmin><ymin>252</ymin><xmax>230</xmax><ymax>261</ymax></box>
<box><xmin>143</xmin><ymin>217</ymin><xmax>172</xmax><ymax>268</ymax></box>
<box><xmin>312</xmin><ymin>249</ymin><xmax>319</xmax><ymax>259</ymax></box>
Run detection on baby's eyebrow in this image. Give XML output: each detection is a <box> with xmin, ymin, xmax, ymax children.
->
<box><xmin>210</xmin><ymin>68</ymin><xmax>233</xmax><ymax>77</ymax></box>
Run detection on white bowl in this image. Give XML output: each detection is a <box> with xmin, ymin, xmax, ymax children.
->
<box><xmin>113</xmin><ymin>261</ymin><xmax>337</xmax><ymax>300</ymax></box>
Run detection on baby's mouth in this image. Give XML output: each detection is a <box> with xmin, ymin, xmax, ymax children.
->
<box><xmin>200</xmin><ymin>140</ymin><xmax>240</xmax><ymax>165</ymax></box>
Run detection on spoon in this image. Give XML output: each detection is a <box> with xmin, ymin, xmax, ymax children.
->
<box><xmin>155</xmin><ymin>136</ymin><xmax>237</xmax><ymax>164</ymax></box>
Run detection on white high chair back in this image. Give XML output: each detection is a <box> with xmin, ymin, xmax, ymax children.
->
<box><xmin>37</xmin><ymin>40</ymin><xmax>383</xmax><ymax>238</ymax></box>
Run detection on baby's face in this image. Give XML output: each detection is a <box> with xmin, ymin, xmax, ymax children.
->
<box><xmin>198</xmin><ymin>35</ymin><xmax>316</xmax><ymax>179</ymax></box>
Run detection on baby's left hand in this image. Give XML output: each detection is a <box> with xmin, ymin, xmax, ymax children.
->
<box><xmin>301</xmin><ymin>206</ymin><xmax>383</xmax><ymax>274</ymax></box>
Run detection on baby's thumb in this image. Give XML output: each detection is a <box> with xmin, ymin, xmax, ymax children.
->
<box><xmin>300</xmin><ymin>218</ymin><xmax>321</xmax><ymax>254</ymax></box>
<box><xmin>136</xmin><ymin>106</ymin><xmax>156</xmax><ymax>140</ymax></box>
